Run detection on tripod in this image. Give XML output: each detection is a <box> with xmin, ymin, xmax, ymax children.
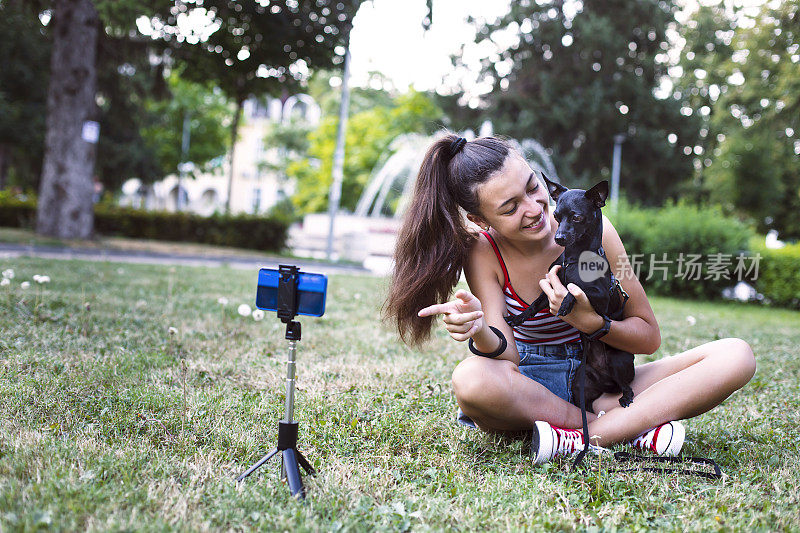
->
<box><xmin>235</xmin><ymin>267</ymin><xmax>317</xmax><ymax>499</ymax></box>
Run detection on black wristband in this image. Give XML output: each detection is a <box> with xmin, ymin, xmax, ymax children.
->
<box><xmin>586</xmin><ymin>315</ymin><xmax>612</xmax><ymax>341</ymax></box>
<box><xmin>468</xmin><ymin>326</ymin><xmax>508</xmax><ymax>358</ymax></box>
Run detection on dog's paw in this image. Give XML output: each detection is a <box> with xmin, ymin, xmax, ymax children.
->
<box><xmin>556</xmin><ymin>294</ymin><xmax>576</xmax><ymax>317</ymax></box>
<box><xmin>619</xmin><ymin>391</ymin><xmax>634</xmax><ymax>408</ymax></box>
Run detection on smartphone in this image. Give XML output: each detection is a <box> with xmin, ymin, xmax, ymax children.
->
<box><xmin>255</xmin><ymin>267</ymin><xmax>327</xmax><ymax>317</ymax></box>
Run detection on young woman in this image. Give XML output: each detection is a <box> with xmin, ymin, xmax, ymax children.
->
<box><xmin>384</xmin><ymin>134</ymin><xmax>756</xmax><ymax>463</ymax></box>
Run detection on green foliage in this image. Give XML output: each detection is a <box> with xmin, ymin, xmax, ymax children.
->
<box><xmin>306</xmin><ymin>70</ymin><xmax>395</xmax><ymax>117</ymax></box>
<box><xmin>466</xmin><ymin>0</ymin><xmax>699</xmax><ymax>204</ymax></box>
<box><xmin>140</xmin><ymin>71</ymin><xmax>232</xmax><ymax>178</ymax></box>
<box><xmin>260</xmin><ymin>118</ymin><xmax>313</xmax><ymax>181</ymax></box>
<box><xmin>0</xmin><ymin>191</ymin><xmax>36</xmax><ymax>228</ymax></box>
<box><xmin>751</xmin><ymin>240</ymin><xmax>800</xmax><ymax>309</ymax></box>
<box><xmin>289</xmin><ymin>90</ymin><xmax>443</xmax><ymax>214</ymax></box>
<box><xmin>94</xmin><ymin>32</ymin><xmax>168</xmax><ymax>190</ymax></box>
<box><xmin>0</xmin><ymin>1</ymin><xmax>50</xmax><ymax>189</ymax></box>
<box><xmin>610</xmin><ymin>201</ymin><xmax>754</xmax><ymax>299</ymax></box>
<box><xmin>676</xmin><ymin>0</ymin><xmax>800</xmax><ymax>238</ymax></box>
<box><xmin>0</xmin><ymin>194</ymin><xmax>287</xmax><ymax>252</ymax></box>
<box><xmin>705</xmin><ymin>128</ymin><xmax>785</xmax><ymax>229</ymax></box>
<box><xmin>165</xmin><ymin>1</ymin><xmax>363</xmax><ymax>104</ymax></box>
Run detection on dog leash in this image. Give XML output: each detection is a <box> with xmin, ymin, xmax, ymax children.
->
<box><xmin>571</xmin><ymin>339</ymin><xmax>591</xmax><ymax>470</ymax></box>
<box><xmin>606</xmin><ymin>451</ymin><xmax>723</xmax><ymax>480</ymax></box>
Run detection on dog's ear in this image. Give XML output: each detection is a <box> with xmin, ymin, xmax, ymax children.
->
<box><xmin>541</xmin><ymin>172</ymin><xmax>568</xmax><ymax>201</ymax></box>
<box><xmin>586</xmin><ymin>180</ymin><xmax>609</xmax><ymax>208</ymax></box>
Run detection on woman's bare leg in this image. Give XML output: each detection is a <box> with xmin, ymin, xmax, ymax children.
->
<box><xmin>586</xmin><ymin>337</ymin><xmax>756</xmax><ymax>446</ymax></box>
<box><xmin>452</xmin><ymin>356</ymin><xmax>598</xmax><ymax>432</ymax></box>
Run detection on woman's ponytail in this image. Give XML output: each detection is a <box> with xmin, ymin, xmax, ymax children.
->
<box><xmin>383</xmin><ymin>133</ymin><xmax>512</xmax><ymax>345</ymax></box>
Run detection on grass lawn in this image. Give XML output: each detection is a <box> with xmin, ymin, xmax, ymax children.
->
<box><xmin>1</xmin><ymin>256</ymin><xmax>798</xmax><ymax>531</ymax></box>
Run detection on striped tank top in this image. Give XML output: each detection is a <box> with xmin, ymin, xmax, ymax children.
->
<box><xmin>482</xmin><ymin>231</ymin><xmax>581</xmax><ymax>345</ymax></box>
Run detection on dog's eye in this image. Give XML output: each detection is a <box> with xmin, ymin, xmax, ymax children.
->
<box><xmin>572</xmin><ymin>215</ymin><xmax>584</xmax><ymax>223</ymax></box>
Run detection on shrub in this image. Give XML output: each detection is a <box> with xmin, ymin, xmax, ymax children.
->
<box><xmin>0</xmin><ymin>192</ymin><xmax>36</xmax><ymax>228</ymax></box>
<box><xmin>751</xmin><ymin>240</ymin><xmax>800</xmax><ymax>309</ymax></box>
<box><xmin>0</xmin><ymin>194</ymin><xmax>288</xmax><ymax>252</ymax></box>
<box><xmin>608</xmin><ymin>201</ymin><xmax>755</xmax><ymax>300</ymax></box>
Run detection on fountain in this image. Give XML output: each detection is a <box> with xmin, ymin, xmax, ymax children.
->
<box><xmin>290</xmin><ymin>127</ymin><xmax>560</xmax><ymax>274</ymax></box>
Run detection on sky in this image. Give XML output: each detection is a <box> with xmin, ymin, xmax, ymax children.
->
<box><xmin>347</xmin><ymin>0</ymin><xmax>511</xmax><ymax>98</ymax></box>
<box><xmin>344</xmin><ymin>0</ymin><xmax>770</xmax><ymax>99</ymax></box>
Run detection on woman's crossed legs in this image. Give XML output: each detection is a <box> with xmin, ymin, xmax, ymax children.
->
<box><xmin>452</xmin><ymin>337</ymin><xmax>756</xmax><ymax>447</ymax></box>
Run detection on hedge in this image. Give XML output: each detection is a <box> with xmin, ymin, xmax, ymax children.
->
<box><xmin>751</xmin><ymin>240</ymin><xmax>800</xmax><ymax>309</ymax></box>
<box><xmin>608</xmin><ymin>201</ymin><xmax>756</xmax><ymax>300</ymax></box>
<box><xmin>0</xmin><ymin>195</ymin><xmax>288</xmax><ymax>252</ymax></box>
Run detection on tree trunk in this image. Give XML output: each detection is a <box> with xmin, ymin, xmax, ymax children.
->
<box><xmin>36</xmin><ymin>0</ymin><xmax>98</xmax><ymax>239</ymax></box>
<box><xmin>225</xmin><ymin>98</ymin><xmax>244</xmax><ymax>213</ymax></box>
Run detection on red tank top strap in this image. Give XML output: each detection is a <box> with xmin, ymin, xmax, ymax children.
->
<box><xmin>481</xmin><ymin>231</ymin><xmax>510</xmax><ymax>288</ymax></box>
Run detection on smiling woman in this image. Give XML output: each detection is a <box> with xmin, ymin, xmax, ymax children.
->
<box><xmin>384</xmin><ymin>132</ymin><xmax>756</xmax><ymax>467</ymax></box>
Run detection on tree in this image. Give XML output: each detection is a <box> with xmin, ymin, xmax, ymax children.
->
<box><xmin>463</xmin><ymin>0</ymin><xmax>700</xmax><ymax>204</ymax></box>
<box><xmin>670</xmin><ymin>2</ymin><xmax>736</xmax><ymax>200</ymax></box>
<box><xmin>35</xmin><ymin>0</ymin><xmax>162</xmax><ymax>239</ymax></box>
<box><xmin>289</xmin><ymin>90</ymin><xmax>443</xmax><ymax>214</ymax></box>
<box><xmin>0</xmin><ymin>1</ymin><xmax>50</xmax><ymax>191</ymax></box>
<box><xmin>92</xmin><ymin>22</ymin><xmax>169</xmax><ymax>192</ymax></box>
<box><xmin>140</xmin><ymin>71</ymin><xmax>232</xmax><ymax>180</ymax></box>
<box><xmin>35</xmin><ymin>0</ymin><xmax>100</xmax><ymax>239</ymax></box>
<box><xmin>163</xmin><ymin>0</ymin><xmax>364</xmax><ymax>212</ymax></box>
<box><xmin>679</xmin><ymin>0</ymin><xmax>800</xmax><ymax>237</ymax></box>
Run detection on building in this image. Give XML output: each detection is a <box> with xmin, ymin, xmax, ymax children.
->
<box><xmin>120</xmin><ymin>94</ymin><xmax>321</xmax><ymax>216</ymax></box>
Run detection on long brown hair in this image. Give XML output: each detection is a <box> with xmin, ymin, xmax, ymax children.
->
<box><xmin>383</xmin><ymin>133</ymin><xmax>515</xmax><ymax>345</ymax></box>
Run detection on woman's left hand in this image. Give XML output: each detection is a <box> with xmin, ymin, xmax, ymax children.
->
<box><xmin>539</xmin><ymin>265</ymin><xmax>602</xmax><ymax>333</ymax></box>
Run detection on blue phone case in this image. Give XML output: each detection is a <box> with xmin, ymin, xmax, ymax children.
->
<box><xmin>255</xmin><ymin>268</ymin><xmax>327</xmax><ymax>317</ymax></box>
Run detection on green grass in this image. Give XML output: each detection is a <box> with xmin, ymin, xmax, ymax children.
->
<box><xmin>0</xmin><ymin>257</ymin><xmax>798</xmax><ymax>531</ymax></box>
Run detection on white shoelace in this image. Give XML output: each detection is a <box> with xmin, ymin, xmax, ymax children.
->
<box><xmin>631</xmin><ymin>427</ymin><xmax>657</xmax><ymax>451</ymax></box>
<box><xmin>555</xmin><ymin>428</ymin><xmax>585</xmax><ymax>454</ymax></box>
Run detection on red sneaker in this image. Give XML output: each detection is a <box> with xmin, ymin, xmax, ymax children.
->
<box><xmin>531</xmin><ymin>420</ymin><xmax>604</xmax><ymax>464</ymax></box>
<box><xmin>629</xmin><ymin>421</ymin><xmax>685</xmax><ymax>456</ymax></box>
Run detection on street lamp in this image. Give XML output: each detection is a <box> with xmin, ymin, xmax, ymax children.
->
<box><xmin>326</xmin><ymin>44</ymin><xmax>351</xmax><ymax>260</ymax></box>
<box><xmin>611</xmin><ymin>133</ymin><xmax>626</xmax><ymax>207</ymax></box>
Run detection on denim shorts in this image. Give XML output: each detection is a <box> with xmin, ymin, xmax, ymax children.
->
<box><xmin>457</xmin><ymin>340</ymin><xmax>583</xmax><ymax>429</ymax></box>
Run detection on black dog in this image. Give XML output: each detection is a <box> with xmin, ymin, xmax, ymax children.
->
<box><xmin>505</xmin><ymin>175</ymin><xmax>634</xmax><ymax>411</ymax></box>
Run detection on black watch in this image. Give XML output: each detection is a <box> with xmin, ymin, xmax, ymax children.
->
<box><xmin>586</xmin><ymin>315</ymin><xmax>612</xmax><ymax>341</ymax></box>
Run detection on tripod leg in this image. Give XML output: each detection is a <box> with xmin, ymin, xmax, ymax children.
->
<box><xmin>295</xmin><ymin>450</ymin><xmax>316</xmax><ymax>475</ymax></box>
<box><xmin>236</xmin><ymin>448</ymin><xmax>280</xmax><ymax>482</ymax></box>
<box><xmin>282</xmin><ymin>449</ymin><xmax>306</xmax><ymax>499</ymax></box>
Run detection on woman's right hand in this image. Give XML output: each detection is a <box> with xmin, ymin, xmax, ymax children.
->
<box><xmin>417</xmin><ymin>289</ymin><xmax>485</xmax><ymax>342</ymax></box>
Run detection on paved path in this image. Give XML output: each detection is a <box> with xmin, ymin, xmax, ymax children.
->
<box><xmin>0</xmin><ymin>242</ymin><xmax>373</xmax><ymax>276</ymax></box>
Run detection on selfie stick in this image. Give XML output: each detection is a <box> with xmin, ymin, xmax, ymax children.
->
<box><xmin>235</xmin><ymin>265</ymin><xmax>316</xmax><ymax>499</ymax></box>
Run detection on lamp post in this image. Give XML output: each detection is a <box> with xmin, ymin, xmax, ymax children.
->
<box><xmin>177</xmin><ymin>111</ymin><xmax>191</xmax><ymax>211</ymax></box>
<box><xmin>326</xmin><ymin>44</ymin><xmax>351</xmax><ymax>260</ymax></box>
<box><xmin>611</xmin><ymin>134</ymin><xmax>626</xmax><ymax>209</ymax></box>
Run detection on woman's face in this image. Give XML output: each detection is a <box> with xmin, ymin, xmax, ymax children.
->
<box><xmin>470</xmin><ymin>154</ymin><xmax>553</xmax><ymax>242</ymax></box>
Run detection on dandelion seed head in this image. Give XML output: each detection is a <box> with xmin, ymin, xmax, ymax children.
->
<box><xmin>0</xmin><ymin>278</ymin><xmax>9</xmax><ymax>287</ymax></box>
<box><xmin>252</xmin><ymin>309</ymin><xmax>265</xmax><ymax>321</ymax></box>
<box><xmin>686</xmin><ymin>315</ymin><xmax>697</xmax><ymax>326</ymax></box>
<box><xmin>168</xmin><ymin>326</ymin><xmax>178</xmax><ymax>336</ymax></box>
<box><xmin>237</xmin><ymin>304</ymin><xmax>252</xmax><ymax>317</ymax></box>
<box><xmin>217</xmin><ymin>297</ymin><xmax>229</xmax><ymax>306</ymax></box>
<box><xmin>2</xmin><ymin>269</ymin><xmax>15</xmax><ymax>279</ymax></box>
<box><xmin>36</xmin><ymin>275</ymin><xmax>50</xmax><ymax>284</ymax></box>
<box><xmin>20</xmin><ymin>281</ymin><xmax>30</xmax><ymax>289</ymax></box>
